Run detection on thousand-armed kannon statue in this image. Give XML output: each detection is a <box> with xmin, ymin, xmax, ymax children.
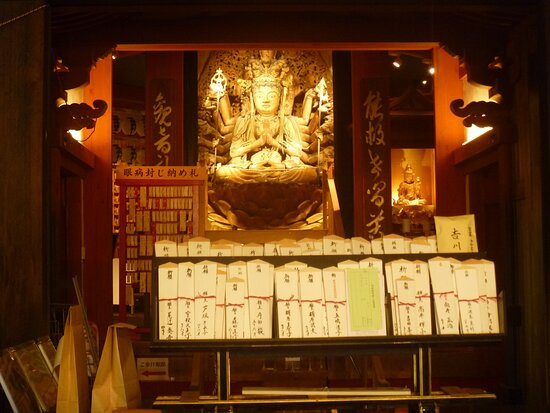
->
<box><xmin>198</xmin><ymin>50</ymin><xmax>334</xmax><ymax>230</ymax></box>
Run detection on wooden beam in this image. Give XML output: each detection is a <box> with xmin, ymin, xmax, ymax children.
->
<box><xmin>82</xmin><ymin>55</ymin><xmax>113</xmax><ymax>346</ymax></box>
<box><xmin>433</xmin><ymin>46</ymin><xmax>466</xmax><ymax>215</ymax></box>
<box><xmin>117</xmin><ymin>42</ymin><xmax>437</xmax><ymax>52</ymax></box>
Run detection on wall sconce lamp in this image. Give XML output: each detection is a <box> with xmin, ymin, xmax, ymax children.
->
<box><xmin>450</xmin><ymin>98</ymin><xmax>508</xmax><ymax>143</ymax></box>
<box><xmin>56</xmin><ymin>99</ymin><xmax>108</xmax><ymax>141</ymax></box>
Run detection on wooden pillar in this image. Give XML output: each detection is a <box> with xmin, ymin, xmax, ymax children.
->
<box><xmin>82</xmin><ymin>56</ymin><xmax>113</xmax><ymax>346</ymax></box>
<box><xmin>433</xmin><ymin>47</ymin><xmax>466</xmax><ymax>215</ymax></box>
<box><xmin>508</xmin><ymin>17</ymin><xmax>547</xmax><ymax>410</ymax></box>
<box><xmin>351</xmin><ymin>51</ymin><xmax>392</xmax><ymax>239</ymax></box>
<box><xmin>0</xmin><ymin>0</ymin><xmax>48</xmax><ymax>347</ymax></box>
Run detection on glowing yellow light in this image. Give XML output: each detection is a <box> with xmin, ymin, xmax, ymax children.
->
<box><xmin>209</xmin><ymin>68</ymin><xmax>227</xmax><ymax>97</ymax></box>
<box><xmin>461</xmin><ymin>78</ymin><xmax>497</xmax><ymax>144</ymax></box>
<box><xmin>68</xmin><ymin>129</ymin><xmax>83</xmax><ymax>141</ymax></box>
<box><xmin>464</xmin><ymin>125</ymin><xmax>493</xmax><ymax>144</ymax></box>
<box><xmin>463</xmin><ymin>125</ymin><xmax>493</xmax><ymax>145</ymax></box>
<box><xmin>428</xmin><ymin>67</ymin><xmax>435</xmax><ymax>75</ymax></box>
<box><xmin>421</xmin><ymin>80</ymin><xmax>428</xmax><ymax>85</ymax></box>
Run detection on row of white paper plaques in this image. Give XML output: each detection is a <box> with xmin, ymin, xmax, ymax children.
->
<box><xmin>155</xmin><ymin>215</ymin><xmax>501</xmax><ymax>340</ymax></box>
<box><xmin>154</xmin><ymin>215</ymin><xmax>478</xmax><ymax>257</ymax></box>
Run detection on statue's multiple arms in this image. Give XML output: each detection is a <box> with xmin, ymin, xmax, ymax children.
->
<box><xmin>299</xmin><ymin>88</ymin><xmax>317</xmax><ymax>124</ymax></box>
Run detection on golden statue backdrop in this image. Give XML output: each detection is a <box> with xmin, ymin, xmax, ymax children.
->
<box><xmin>198</xmin><ymin>50</ymin><xmax>334</xmax><ymax>230</ymax></box>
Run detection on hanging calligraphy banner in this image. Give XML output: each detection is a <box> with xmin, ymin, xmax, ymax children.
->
<box><xmin>145</xmin><ymin>53</ymin><xmax>184</xmax><ymax>166</ymax></box>
<box><xmin>352</xmin><ymin>52</ymin><xmax>392</xmax><ymax>240</ymax></box>
<box><xmin>356</xmin><ymin>80</ymin><xmax>392</xmax><ymax>240</ymax></box>
<box><xmin>152</xmin><ymin>80</ymin><xmax>174</xmax><ymax>166</ymax></box>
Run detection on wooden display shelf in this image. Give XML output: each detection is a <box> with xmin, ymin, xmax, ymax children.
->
<box><xmin>148</xmin><ymin>334</ymin><xmax>504</xmax><ymax>353</ymax></box>
<box><xmin>148</xmin><ymin>252</ymin><xmax>503</xmax><ymax>410</ymax></box>
<box><xmin>147</xmin><ymin>335</ymin><xmax>503</xmax><ymax>405</ymax></box>
<box><xmin>153</xmin><ymin>392</ymin><xmax>497</xmax><ymax>410</ymax></box>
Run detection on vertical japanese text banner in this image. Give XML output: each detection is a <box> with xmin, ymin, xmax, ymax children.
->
<box><xmin>145</xmin><ymin>52</ymin><xmax>185</xmax><ymax>166</ymax></box>
<box><xmin>147</xmin><ymin>78</ymin><xmax>176</xmax><ymax>166</ymax></box>
<box><xmin>360</xmin><ymin>78</ymin><xmax>391</xmax><ymax>240</ymax></box>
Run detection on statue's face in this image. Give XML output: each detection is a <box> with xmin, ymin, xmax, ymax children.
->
<box><xmin>259</xmin><ymin>50</ymin><xmax>275</xmax><ymax>64</ymax></box>
<box><xmin>253</xmin><ymin>85</ymin><xmax>280</xmax><ymax>115</ymax></box>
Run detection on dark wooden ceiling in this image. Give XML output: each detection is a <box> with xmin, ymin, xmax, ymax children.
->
<box><xmin>48</xmin><ymin>1</ymin><xmax>541</xmax><ymax>88</ymax></box>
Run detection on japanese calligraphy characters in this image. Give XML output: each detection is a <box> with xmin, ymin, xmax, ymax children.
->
<box><xmin>152</xmin><ymin>91</ymin><xmax>173</xmax><ymax>166</ymax></box>
<box><xmin>247</xmin><ymin>260</ymin><xmax>274</xmax><ymax>338</ymax></box>
<box><xmin>225</xmin><ymin>277</ymin><xmax>246</xmax><ymax>339</ymax></box>
<box><xmin>428</xmin><ymin>257</ymin><xmax>460</xmax><ymax>334</ymax></box>
<box><xmin>177</xmin><ymin>262</ymin><xmax>195</xmax><ymax>340</ymax></box>
<box><xmin>158</xmin><ymin>263</ymin><xmax>178</xmax><ymax>340</ymax></box>
<box><xmin>275</xmin><ymin>267</ymin><xmax>302</xmax><ymax>338</ymax></box>
<box><xmin>322</xmin><ymin>267</ymin><xmax>349</xmax><ymax>337</ymax></box>
<box><xmin>434</xmin><ymin>215</ymin><xmax>478</xmax><ymax>253</ymax></box>
<box><xmin>299</xmin><ymin>267</ymin><xmax>328</xmax><ymax>338</ymax></box>
<box><xmin>194</xmin><ymin>261</ymin><xmax>218</xmax><ymax>339</ymax></box>
<box><xmin>362</xmin><ymin>87</ymin><xmax>391</xmax><ymax>240</ymax></box>
<box><xmin>454</xmin><ymin>266</ymin><xmax>483</xmax><ymax>334</ymax></box>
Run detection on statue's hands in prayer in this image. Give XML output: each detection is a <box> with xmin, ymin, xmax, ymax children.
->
<box><xmin>264</xmin><ymin>134</ymin><xmax>279</xmax><ymax>150</ymax></box>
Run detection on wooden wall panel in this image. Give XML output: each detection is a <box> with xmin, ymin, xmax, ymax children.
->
<box><xmin>82</xmin><ymin>56</ymin><xmax>114</xmax><ymax>345</ymax></box>
<box><xmin>433</xmin><ymin>47</ymin><xmax>466</xmax><ymax>216</ymax></box>
<box><xmin>49</xmin><ymin>140</ymin><xmax>94</xmax><ymax>313</ymax></box>
<box><xmin>507</xmin><ymin>18</ymin><xmax>547</xmax><ymax>411</ymax></box>
<box><xmin>0</xmin><ymin>1</ymin><xmax>48</xmax><ymax>348</ymax></box>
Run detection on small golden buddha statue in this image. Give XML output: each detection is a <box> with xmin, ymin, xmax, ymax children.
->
<box><xmin>397</xmin><ymin>164</ymin><xmax>425</xmax><ymax>205</ymax></box>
